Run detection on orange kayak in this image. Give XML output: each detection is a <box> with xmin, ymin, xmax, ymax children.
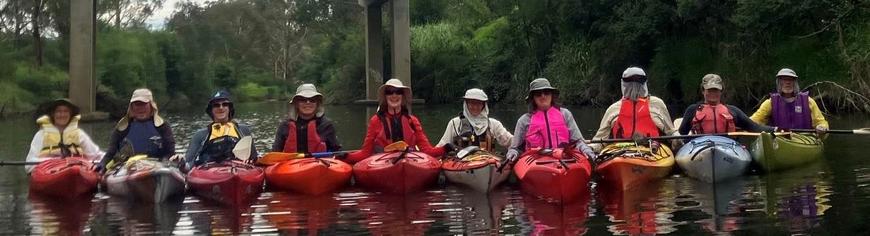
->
<box><xmin>353</xmin><ymin>151</ymin><xmax>440</xmax><ymax>194</ymax></box>
<box><xmin>29</xmin><ymin>157</ymin><xmax>100</xmax><ymax>198</ymax></box>
<box><xmin>265</xmin><ymin>158</ymin><xmax>352</xmax><ymax>195</ymax></box>
<box><xmin>594</xmin><ymin>142</ymin><xmax>674</xmax><ymax>190</ymax></box>
<box><xmin>513</xmin><ymin>148</ymin><xmax>592</xmax><ymax>203</ymax></box>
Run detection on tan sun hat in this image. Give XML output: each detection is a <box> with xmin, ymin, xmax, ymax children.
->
<box><xmin>117</xmin><ymin>88</ymin><xmax>164</xmax><ymax>131</ymax></box>
<box><xmin>289</xmin><ymin>84</ymin><xmax>324</xmax><ymax>119</ymax></box>
<box><xmin>701</xmin><ymin>74</ymin><xmax>723</xmax><ymax>90</ymax></box>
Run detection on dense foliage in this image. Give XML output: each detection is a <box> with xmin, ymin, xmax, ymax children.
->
<box><xmin>1</xmin><ymin>0</ymin><xmax>868</xmax><ymax>117</ymax></box>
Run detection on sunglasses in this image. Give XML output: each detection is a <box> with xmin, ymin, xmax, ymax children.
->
<box><xmin>531</xmin><ymin>90</ymin><xmax>553</xmax><ymax>97</ymax></box>
<box><xmin>295</xmin><ymin>97</ymin><xmax>319</xmax><ymax>104</ymax></box>
<box><xmin>622</xmin><ymin>76</ymin><xmax>648</xmax><ymax>83</ymax></box>
<box><xmin>212</xmin><ymin>102</ymin><xmax>232</xmax><ymax>108</ymax></box>
<box><xmin>385</xmin><ymin>88</ymin><xmax>403</xmax><ymax>95</ymax></box>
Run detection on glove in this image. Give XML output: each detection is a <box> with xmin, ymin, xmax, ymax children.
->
<box><xmin>335</xmin><ymin>152</ymin><xmax>349</xmax><ymax>159</ymax></box>
<box><xmin>92</xmin><ymin>163</ymin><xmax>105</xmax><ymax>174</ymax></box>
<box><xmin>444</xmin><ymin>143</ymin><xmax>457</xmax><ymax>154</ymax></box>
<box><xmin>816</xmin><ymin>125</ymin><xmax>828</xmax><ymax>135</ymax></box>
<box><xmin>505</xmin><ymin>149</ymin><xmax>519</xmax><ymax>163</ymax></box>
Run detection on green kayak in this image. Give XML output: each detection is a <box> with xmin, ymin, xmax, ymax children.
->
<box><xmin>751</xmin><ymin>132</ymin><xmax>824</xmax><ymax>172</ymax></box>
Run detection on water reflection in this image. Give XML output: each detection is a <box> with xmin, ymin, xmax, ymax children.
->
<box><xmin>28</xmin><ymin>193</ymin><xmax>94</xmax><ymax>236</ymax></box>
<box><xmin>597</xmin><ymin>180</ymin><xmax>677</xmax><ymax>235</ymax></box>
<box><xmin>263</xmin><ymin>192</ymin><xmax>341</xmax><ymax>235</ymax></box>
<box><xmin>760</xmin><ymin>161</ymin><xmax>832</xmax><ymax>233</ymax></box>
<box><xmin>96</xmin><ymin>195</ymin><xmax>183</xmax><ymax>235</ymax></box>
<box><xmin>519</xmin><ymin>192</ymin><xmax>591</xmax><ymax>235</ymax></box>
<box><xmin>441</xmin><ymin>186</ymin><xmax>510</xmax><ymax>235</ymax></box>
<box><xmin>353</xmin><ymin>190</ymin><xmax>445</xmax><ymax>235</ymax></box>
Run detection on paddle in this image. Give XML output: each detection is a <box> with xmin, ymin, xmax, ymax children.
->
<box><xmin>585</xmin><ymin>131</ymin><xmax>791</xmax><ymax>144</ymax></box>
<box><xmin>0</xmin><ymin>161</ymin><xmax>49</xmax><ymax>166</ymax></box>
<box><xmin>456</xmin><ymin>146</ymin><xmax>481</xmax><ymax>159</ymax></box>
<box><xmin>790</xmin><ymin>128</ymin><xmax>870</xmax><ymax>135</ymax></box>
<box><xmin>257</xmin><ymin>150</ymin><xmax>359</xmax><ymax>165</ymax></box>
<box><xmin>233</xmin><ymin>136</ymin><xmax>253</xmax><ymax>161</ymax></box>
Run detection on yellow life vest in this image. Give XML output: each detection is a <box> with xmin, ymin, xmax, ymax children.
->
<box><xmin>209</xmin><ymin>122</ymin><xmax>240</xmax><ymax>140</ymax></box>
<box><xmin>37</xmin><ymin>115</ymin><xmax>84</xmax><ymax>157</ymax></box>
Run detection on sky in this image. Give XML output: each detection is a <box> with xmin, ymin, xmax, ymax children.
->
<box><xmin>145</xmin><ymin>0</ymin><xmax>211</xmax><ymax>29</ymax></box>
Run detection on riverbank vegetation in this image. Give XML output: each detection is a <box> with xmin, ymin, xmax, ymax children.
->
<box><xmin>1</xmin><ymin>0</ymin><xmax>868</xmax><ymax>117</ymax></box>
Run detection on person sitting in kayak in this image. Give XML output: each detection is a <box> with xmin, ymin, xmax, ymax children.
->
<box><xmin>590</xmin><ymin>67</ymin><xmax>677</xmax><ymax>150</ymax></box>
<box><xmin>749</xmin><ymin>68</ymin><xmax>829</xmax><ymax>134</ymax></box>
<box><xmin>25</xmin><ymin>99</ymin><xmax>103</xmax><ymax>173</ymax></box>
<box><xmin>436</xmin><ymin>88</ymin><xmax>513</xmax><ymax>152</ymax></box>
<box><xmin>182</xmin><ymin>90</ymin><xmax>258</xmax><ymax>171</ymax></box>
<box><xmin>677</xmin><ymin>74</ymin><xmax>776</xmax><ymax>135</ymax></box>
<box><xmin>272</xmin><ymin>84</ymin><xmax>342</xmax><ymax>154</ymax></box>
<box><xmin>95</xmin><ymin>88</ymin><xmax>174</xmax><ymax>173</ymax></box>
<box><xmin>504</xmin><ymin>78</ymin><xmax>597</xmax><ymax>163</ymax></box>
<box><xmin>344</xmin><ymin>78</ymin><xmax>453</xmax><ymax>163</ymax></box>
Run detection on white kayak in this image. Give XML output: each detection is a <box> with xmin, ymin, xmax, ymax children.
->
<box><xmin>675</xmin><ymin>136</ymin><xmax>751</xmax><ymax>183</ymax></box>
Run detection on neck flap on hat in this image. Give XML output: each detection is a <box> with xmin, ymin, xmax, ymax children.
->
<box><xmin>462</xmin><ymin>101</ymin><xmax>489</xmax><ymax>135</ymax></box>
<box><xmin>621</xmin><ymin>81</ymin><xmax>649</xmax><ymax>101</ymax></box>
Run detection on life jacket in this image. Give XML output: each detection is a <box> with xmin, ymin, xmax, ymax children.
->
<box><xmin>375</xmin><ymin>112</ymin><xmax>418</xmax><ymax>151</ymax></box>
<box><xmin>199</xmin><ymin>122</ymin><xmax>241</xmax><ymax>164</ymax></box>
<box><xmin>770</xmin><ymin>92</ymin><xmax>813</xmax><ymax>129</ymax></box>
<box><xmin>124</xmin><ymin>120</ymin><xmax>162</xmax><ymax>156</ymax></box>
<box><xmin>282</xmin><ymin>119</ymin><xmax>327</xmax><ymax>153</ymax></box>
<box><xmin>611</xmin><ymin>98</ymin><xmax>660</xmax><ymax>138</ymax></box>
<box><xmin>36</xmin><ymin>115</ymin><xmax>84</xmax><ymax>158</ymax></box>
<box><xmin>691</xmin><ymin>104</ymin><xmax>736</xmax><ymax>134</ymax></box>
<box><xmin>525</xmin><ymin>107</ymin><xmax>571</xmax><ymax>149</ymax></box>
<box><xmin>454</xmin><ymin>114</ymin><xmax>493</xmax><ymax>151</ymax></box>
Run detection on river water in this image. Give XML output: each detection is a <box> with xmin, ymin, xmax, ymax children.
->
<box><xmin>1</xmin><ymin>102</ymin><xmax>868</xmax><ymax>235</ymax></box>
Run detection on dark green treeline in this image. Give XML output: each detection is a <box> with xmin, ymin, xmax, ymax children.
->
<box><xmin>1</xmin><ymin>0</ymin><xmax>868</xmax><ymax>117</ymax></box>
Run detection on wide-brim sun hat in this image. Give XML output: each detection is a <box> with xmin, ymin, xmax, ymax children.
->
<box><xmin>463</xmin><ymin>88</ymin><xmax>488</xmax><ymax>101</ymax></box>
<box><xmin>43</xmin><ymin>98</ymin><xmax>81</xmax><ymax>117</ymax></box>
<box><xmin>377</xmin><ymin>78</ymin><xmax>413</xmax><ymax>113</ymax></box>
<box><xmin>776</xmin><ymin>68</ymin><xmax>798</xmax><ymax>78</ymax></box>
<box><xmin>289</xmin><ymin>83</ymin><xmax>325</xmax><ymax>119</ymax></box>
<box><xmin>525</xmin><ymin>78</ymin><xmax>558</xmax><ymax>100</ymax></box>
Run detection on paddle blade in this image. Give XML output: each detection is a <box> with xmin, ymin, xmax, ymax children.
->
<box><xmin>257</xmin><ymin>152</ymin><xmax>296</xmax><ymax>165</ymax></box>
<box><xmin>233</xmin><ymin>136</ymin><xmax>253</xmax><ymax>161</ymax></box>
<box><xmin>855</xmin><ymin>128</ymin><xmax>870</xmax><ymax>135</ymax></box>
<box><xmin>384</xmin><ymin>141</ymin><xmax>409</xmax><ymax>152</ymax></box>
<box><xmin>456</xmin><ymin>146</ymin><xmax>480</xmax><ymax>158</ymax></box>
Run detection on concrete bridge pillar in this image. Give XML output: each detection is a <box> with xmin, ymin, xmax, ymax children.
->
<box><xmin>69</xmin><ymin>0</ymin><xmax>106</xmax><ymax>120</ymax></box>
<box><xmin>356</xmin><ymin>0</ymin><xmax>420</xmax><ymax>104</ymax></box>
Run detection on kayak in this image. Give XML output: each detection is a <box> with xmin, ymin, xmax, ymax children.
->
<box><xmin>103</xmin><ymin>156</ymin><xmax>186</xmax><ymax>202</ymax></box>
<box><xmin>513</xmin><ymin>148</ymin><xmax>592</xmax><ymax>202</ymax></box>
<box><xmin>595</xmin><ymin>142</ymin><xmax>674</xmax><ymax>190</ymax></box>
<box><xmin>352</xmin><ymin>151</ymin><xmax>440</xmax><ymax>194</ymax></box>
<box><xmin>265</xmin><ymin>157</ymin><xmax>352</xmax><ymax>195</ymax></box>
<box><xmin>442</xmin><ymin>150</ymin><xmax>510</xmax><ymax>193</ymax></box>
<box><xmin>751</xmin><ymin>132</ymin><xmax>823</xmax><ymax>172</ymax></box>
<box><xmin>675</xmin><ymin>136</ymin><xmax>751</xmax><ymax>182</ymax></box>
<box><xmin>187</xmin><ymin>160</ymin><xmax>265</xmax><ymax>206</ymax></box>
<box><xmin>29</xmin><ymin>157</ymin><xmax>100</xmax><ymax>198</ymax></box>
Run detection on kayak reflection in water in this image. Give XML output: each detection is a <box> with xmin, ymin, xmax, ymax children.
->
<box><xmin>344</xmin><ymin>78</ymin><xmax>451</xmax><ymax>163</ymax></box>
<box><xmin>182</xmin><ymin>89</ymin><xmax>258</xmax><ymax>170</ymax></box>
<box><xmin>25</xmin><ymin>99</ymin><xmax>103</xmax><ymax>173</ymax></box>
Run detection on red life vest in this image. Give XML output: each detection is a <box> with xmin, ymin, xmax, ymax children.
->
<box><xmin>282</xmin><ymin>120</ymin><xmax>327</xmax><ymax>153</ymax></box>
<box><xmin>691</xmin><ymin>104</ymin><xmax>735</xmax><ymax>134</ymax></box>
<box><xmin>375</xmin><ymin>113</ymin><xmax>418</xmax><ymax>150</ymax></box>
<box><xmin>611</xmin><ymin>98</ymin><xmax>660</xmax><ymax>138</ymax></box>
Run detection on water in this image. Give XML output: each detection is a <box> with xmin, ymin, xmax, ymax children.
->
<box><xmin>1</xmin><ymin>102</ymin><xmax>869</xmax><ymax>235</ymax></box>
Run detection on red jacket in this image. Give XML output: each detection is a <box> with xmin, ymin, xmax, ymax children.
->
<box><xmin>346</xmin><ymin>112</ymin><xmax>445</xmax><ymax>163</ymax></box>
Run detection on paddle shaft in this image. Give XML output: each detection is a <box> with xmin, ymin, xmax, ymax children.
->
<box><xmin>0</xmin><ymin>160</ymin><xmax>99</xmax><ymax>166</ymax></box>
<box><xmin>585</xmin><ymin>131</ymin><xmax>792</xmax><ymax>143</ymax></box>
<box><xmin>791</xmin><ymin>128</ymin><xmax>870</xmax><ymax>134</ymax></box>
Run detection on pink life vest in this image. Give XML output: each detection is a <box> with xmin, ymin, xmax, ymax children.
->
<box><xmin>525</xmin><ymin>107</ymin><xmax>571</xmax><ymax>149</ymax></box>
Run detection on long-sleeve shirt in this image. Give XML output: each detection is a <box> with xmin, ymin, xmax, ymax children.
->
<box><xmin>749</xmin><ymin>97</ymin><xmax>829</xmax><ymax>128</ymax></box>
<box><xmin>678</xmin><ymin>103</ymin><xmax>775</xmax><ymax>135</ymax></box>
<box><xmin>506</xmin><ymin>107</ymin><xmax>596</xmax><ymax>159</ymax></box>
<box><xmin>436</xmin><ymin>117</ymin><xmax>513</xmax><ymax>148</ymax></box>
<box><xmin>183</xmin><ymin>122</ymin><xmax>257</xmax><ymax>172</ymax></box>
<box><xmin>590</xmin><ymin>96</ymin><xmax>676</xmax><ymax>151</ymax></box>
<box><xmin>271</xmin><ymin>117</ymin><xmax>342</xmax><ymax>152</ymax></box>
<box><xmin>345</xmin><ymin>113</ymin><xmax>445</xmax><ymax>163</ymax></box>
<box><xmin>26</xmin><ymin>130</ymin><xmax>103</xmax><ymax>173</ymax></box>
<box><xmin>98</xmin><ymin>120</ymin><xmax>175</xmax><ymax>168</ymax></box>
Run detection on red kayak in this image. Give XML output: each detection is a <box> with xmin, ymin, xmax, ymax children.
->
<box><xmin>352</xmin><ymin>151</ymin><xmax>440</xmax><ymax>194</ymax></box>
<box><xmin>187</xmin><ymin>160</ymin><xmax>265</xmax><ymax>206</ymax></box>
<box><xmin>266</xmin><ymin>158</ymin><xmax>352</xmax><ymax>195</ymax></box>
<box><xmin>29</xmin><ymin>157</ymin><xmax>100</xmax><ymax>198</ymax></box>
<box><xmin>513</xmin><ymin>148</ymin><xmax>592</xmax><ymax>203</ymax></box>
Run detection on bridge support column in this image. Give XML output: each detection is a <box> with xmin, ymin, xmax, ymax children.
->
<box><xmin>356</xmin><ymin>0</ymin><xmax>421</xmax><ymax>105</ymax></box>
<box><xmin>69</xmin><ymin>0</ymin><xmax>106</xmax><ymax>120</ymax></box>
